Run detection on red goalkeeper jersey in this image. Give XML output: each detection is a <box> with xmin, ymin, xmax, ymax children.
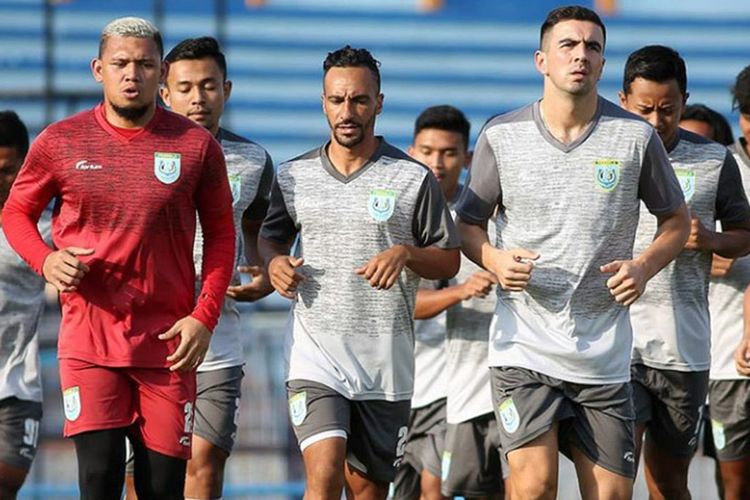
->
<box><xmin>2</xmin><ymin>104</ymin><xmax>235</xmax><ymax>367</ymax></box>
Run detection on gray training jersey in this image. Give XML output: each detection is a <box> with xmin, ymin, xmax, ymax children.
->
<box><xmin>261</xmin><ymin>139</ymin><xmax>459</xmax><ymax>401</ymax></box>
<box><xmin>710</xmin><ymin>139</ymin><xmax>750</xmax><ymax>380</ymax></box>
<box><xmin>632</xmin><ymin>130</ymin><xmax>750</xmax><ymax>372</ymax></box>
<box><xmin>445</xmin><ymin>217</ymin><xmax>497</xmax><ymax>424</ymax></box>
<box><xmin>195</xmin><ymin>128</ymin><xmax>273</xmax><ymax>372</ymax></box>
<box><xmin>455</xmin><ymin>97</ymin><xmax>684</xmax><ymax>384</ymax></box>
<box><xmin>0</xmin><ymin>209</ymin><xmax>51</xmax><ymax>402</ymax></box>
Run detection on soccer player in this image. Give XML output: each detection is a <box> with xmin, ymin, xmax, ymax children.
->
<box><xmin>455</xmin><ymin>7</ymin><xmax>690</xmax><ymax>499</ymax></box>
<box><xmin>392</xmin><ymin>105</ymin><xmax>498</xmax><ymax>500</ymax></box>
<box><xmin>708</xmin><ymin>64</ymin><xmax>750</xmax><ymax>500</ymax></box>
<box><xmin>2</xmin><ymin>18</ymin><xmax>235</xmax><ymax>500</ymax></box>
<box><xmin>259</xmin><ymin>46</ymin><xmax>460</xmax><ymax>500</ymax></box>
<box><xmin>619</xmin><ymin>45</ymin><xmax>750</xmax><ymax>500</ymax></box>
<box><xmin>680</xmin><ymin>104</ymin><xmax>734</xmax><ymax>146</ymax></box>
<box><xmin>0</xmin><ymin>111</ymin><xmax>50</xmax><ymax>500</ymax></box>
<box><xmin>123</xmin><ymin>36</ymin><xmax>275</xmax><ymax>500</ymax></box>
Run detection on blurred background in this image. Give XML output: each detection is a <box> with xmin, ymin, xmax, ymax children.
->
<box><xmin>1</xmin><ymin>0</ymin><xmax>748</xmax><ymax>498</ymax></box>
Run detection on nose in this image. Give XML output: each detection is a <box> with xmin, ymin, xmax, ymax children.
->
<box><xmin>189</xmin><ymin>86</ymin><xmax>207</xmax><ymax>105</ymax></box>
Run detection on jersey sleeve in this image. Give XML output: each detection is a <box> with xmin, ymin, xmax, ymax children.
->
<box><xmin>2</xmin><ymin>132</ymin><xmax>59</xmax><ymax>275</ymax></box>
<box><xmin>260</xmin><ymin>173</ymin><xmax>299</xmax><ymax>244</ymax></box>
<box><xmin>638</xmin><ymin>130</ymin><xmax>685</xmax><ymax>216</ymax></box>
<box><xmin>454</xmin><ymin>127</ymin><xmax>502</xmax><ymax>225</ymax></box>
<box><xmin>715</xmin><ymin>149</ymin><xmax>750</xmax><ymax>224</ymax></box>
<box><xmin>411</xmin><ymin>172</ymin><xmax>460</xmax><ymax>249</ymax></box>
<box><xmin>243</xmin><ymin>152</ymin><xmax>274</xmax><ymax>221</ymax></box>
<box><xmin>192</xmin><ymin>137</ymin><xmax>236</xmax><ymax>331</ymax></box>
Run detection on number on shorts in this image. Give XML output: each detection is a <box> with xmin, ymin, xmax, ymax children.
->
<box><xmin>23</xmin><ymin>418</ymin><xmax>40</xmax><ymax>447</ymax></box>
<box><xmin>183</xmin><ymin>402</ymin><xmax>194</xmax><ymax>433</ymax></box>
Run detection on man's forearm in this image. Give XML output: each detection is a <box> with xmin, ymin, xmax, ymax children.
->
<box><xmin>242</xmin><ymin>218</ymin><xmax>264</xmax><ymax>266</ymax></box>
<box><xmin>709</xmin><ymin>227</ymin><xmax>750</xmax><ymax>258</ymax></box>
<box><xmin>415</xmin><ymin>287</ymin><xmax>464</xmax><ymax>319</ymax></box>
<box><xmin>457</xmin><ymin>218</ymin><xmax>490</xmax><ymax>269</ymax></box>
<box><xmin>404</xmin><ymin>245</ymin><xmax>459</xmax><ymax>280</ymax></box>
<box><xmin>636</xmin><ymin>204</ymin><xmax>690</xmax><ymax>279</ymax></box>
<box><xmin>258</xmin><ymin>236</ymin><xmax>292</xmax><ymax>267</ymax></box>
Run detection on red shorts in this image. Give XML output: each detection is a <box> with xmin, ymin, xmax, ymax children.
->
<box><xmin>59</xmin><ymin>358</ymin><xmax>197</xmax><ymax>459</ymax></box>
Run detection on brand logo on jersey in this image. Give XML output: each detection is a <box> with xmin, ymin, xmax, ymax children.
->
<box><xmin>712</xmin><ymin>419</ymin><xmax>726</xmax><ymax>450</ymax></box>
<box><xmin>594</xmin><ymin>159</ymin><xmax>620</xmax><ymax>192</ymax></box>
<box><xmin>675</xmin><ymin>168</ymin><xmax>695</xmax><ymax>202</ymax></box>
<box><xmin>289</xmin><ymin>392</ymin><xmax>307</xmax><ymax>426</ymax></box>
<box><xmin>154</xmin><ymin>152</ymin><xmax>181</xmax><ymax>184</ymax></box>
<box><xmin>623</xmin><ymin>451</ymin><xmax>635</xmax><ymax>463</ymax></box>
<box><xmin>228</xmin><ymin>173</ymin><xmax>242</xmax><ymax>205</ymax></box>
<box><xmin>441</xmin><ymin>451</ymin><xmax>452</xmax><ymax>481</ymax></box>
<box><xmin>179</xmin><ymin>435</ymin><xmax>191</xmax><ymax>447</ymax></box>
<box><xmin>63</xmin><ymin>386</ymin><xmax>81</xmax><ymax>421</ymax></box>
<box><xmin>368</xmin><ymin>189</ymin><xmax>397</xmax><ymax>222</ymax></box>
<box><xmin>75</xmin><ymin>160</ymin><xmax>102</xmax><ymax>171</ymax></box>
<box><xmin>499</xmin><ymin>397</ymin><xmax>520</xmax><ymax>434</ymax></box>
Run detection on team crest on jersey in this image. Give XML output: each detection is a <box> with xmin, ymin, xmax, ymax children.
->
<box><xmin>594</xmin><ymin>159</ymin><xmax>621</xmax><ymax>192</ymax></box>
<box><xmin>154</xmin><ymin>152</ymin><xmax>181</xmax><ymax>184</ymax></box>
<box><xmin>368</xmin><ymin>189</ymin><xmax>397</xmax><ymax>222</ymax></box>
<box><xmin>712</xmin><ymin>420</ymin><xmax>726</xmax><ymax>450</ymax></box>
<box><xmin>289</xmin><ymin>392</ymin><xmax>307</xmax><ymax>427</ymax></box>
<box><xmin>675</xmin><ymin>168</ymin><xmax>695</xmax><ymax>202</ymax></box>
<box><xmin>441</xmin><ymin>451</ymin><xmax>452</xmax><ymax>481</ymax></box>
<box><xmin>228</xmin><ymin>173</ymin><xmax>242</xmax><ymax>205</ymax></box>
<box><xmin>499</xmin><ymin>397</ymin><xmax>520</xmax><ymax>434</ymax></box>
<box><xmin>63</xmin><ymin>386</ymin><xmax>81</xmax><ymax>422</ymax></box>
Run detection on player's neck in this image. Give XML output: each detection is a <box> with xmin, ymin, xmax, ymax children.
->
<box><xmin>540</xmin><ymin>89</ymin><xmax>598</xmax><ymax>145</ymax></box>
<box><xmin>327</xmin><ymin>134</ymin><xmax>380</xmax><ymax>177</ymax></box>
<box><xmin>102</xmin><ymin>101</ymin><xmax>156</xmax><ymax>129</ymax></box>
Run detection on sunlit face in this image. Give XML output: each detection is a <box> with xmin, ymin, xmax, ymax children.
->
<box><xmin>161</xmin><ymin>57</ymin><xmax>231</xmax><ymax>136</ymax></box>
<box><xmin>620</xmin><ymin>77</ymin><xmax>685</xmax><ymax>149</ymax></box>
<box><xmin>322</xmin><ymin>66</ymin><xmax>383</xmax><ymax>149</ymax></box>
<box><xmin>408</xmin><ymin>128</ymin><xmax>468</xmax><ymax>199</ymax></box>
<box><xmin>0</xmin><ymin>146</ymin><xmax>23</xmax><ymax>207</ymax></box>
<box><xmin>535</xmin><ymin>20</ymin><xmax>605</xmax><ymax>98</ymax></box>
<box><xmin>679</xmin><ymin>119</ymin><xmax>714</xmax><ymax>141</ymax></box>
<box><xmin>91</xmin><ymin>36</ymin><xmax>164</xmax><ymax>123</ymax></box>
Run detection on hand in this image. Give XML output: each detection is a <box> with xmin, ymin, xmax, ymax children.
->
<box><xmin>735</xmin><ymin>338</ymin><xmax>750</xmax><ymax>376</ymax></box>
<box><xmin>159</xmin><ymin>316</ymin><xmax>211</xmax><ymax>372</ymax></box>
<box><xmin>684</xmin><ymin>218</ymin><xmax>714</xmax><ymax>252</ymax></box>
<box><xmin>460</xmin><ymin>270</ymin><xmax>498</xmax><ymax>299</ymax></box>
<box><xmin>42</xmin><ymin>247</ymin><xmax>94</xmax><ymax>292</ymax></box>
<box><xmin>711</xmin><ymin>255</ymin><xmax>735</xmax><ymax>278</ymax></box>
<box><xmin>600</xmin><ymin>260</ymin><xmax>648</xmax><ymax>306</ymax></box>
<box><xmin>355</xmin><ymin>245</ymin><xmax>409</xmax><ymax>290</ymax></box>
<box><xmin>484</xmin><ymin>247</ymin><xmax>538</xmax><ymax>292</ymax></box>
<box><xmin>226</xmin><ymin>265</ymin><xmax>274</xmax><ymax>302</ymax></box>
<box><xmin>268</xmin><ymin>256</ymin><xmax>305</xmax><ymax>299</ymax></box>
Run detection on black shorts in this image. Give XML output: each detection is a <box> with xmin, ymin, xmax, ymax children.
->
<box><xmin>0</xmin><ymin>397</ymin><xmax>42</xmax><ymax>470</ymax></box>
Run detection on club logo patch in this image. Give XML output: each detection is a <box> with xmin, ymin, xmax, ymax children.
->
<box><xmin>712</xmin><ymin>419</ymin><xmax>726</xmax><ymax>450</ymax></box>
<box><xmin>228</xmin><ymin>173</ymin><xmax>242</xmax><ymax>205</ymax></box>
<box><xmin>595</xmin><ymin>159</ymin><xmax>621</xmax><ymax>192</ymax></box>
<box><xmin>154</xmin><ymin>152</ymin><xmax>181</xmax><ymax>184</ymax></box>
<box><xmin>368</xmin><ymin>188</ymin><xmax>397</xmax><ymax>222</ymax></box>
<box><xmin>63</xmin><ymin>386</ymin><xmax>81</xmax><ymax>422</ymax></box>
<box><xmin>289</xmin><ymin>391</ymin><xmax>307</xmax><ymax>427</ymax></box>
<box><xmin>675</xmin><ymin>168</ymin><xmax>695</xmax><ymax>202</ymax></box>
<box><xmin>441</xmin><ymin>451</ymin><xmax>452</xmax><ymax>481</ymax></box>
<box><xmin>499</xmin><ymin>397</ymin><xmax>520</xmax><ymax>434</ymax></box>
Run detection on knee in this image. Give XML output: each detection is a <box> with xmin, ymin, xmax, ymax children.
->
<box><xmin>306</xmin><ymin>461</ymin><xmax>345</xmax><ymax>495</ymax></box>
<box><xmin>511</xmin><ymin>475</ymin><xmax>556</xmax><ymax>500</ymax></box>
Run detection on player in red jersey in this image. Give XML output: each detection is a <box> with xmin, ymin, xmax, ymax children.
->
<box><xmin>1</xmin><ymin>17</ymin><xmax>235</xmax><ymax>500</ymax></box>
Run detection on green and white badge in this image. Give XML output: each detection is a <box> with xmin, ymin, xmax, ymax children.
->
<box><xmin>154</xmin><ymin>152</ymin><xmax>181</xmax><ymax>184</ymax></box>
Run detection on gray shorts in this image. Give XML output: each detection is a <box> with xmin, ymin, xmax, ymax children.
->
<box><xmin>631</xmin><ymin>364</ymin><xmax>708</xmax><ymax>457</ymax></box>
<box><xmin>126</xmin><ymin>366</ymin><xmax>243</xmax><ymax>473</ymax></box>
<box><xmin>392</xmin><ymin>398</ymin><xmax>446</xmax><ymax>500</ymax></box>
<box><xmin>0</xmin><ymin>397</ymin><xmax>43</xmax><ymax>470</ymax></box>
<box><xmin>491</xmin><ymin>366</ymin><xmax>636</xmax><ymax>479</ymax></box>
<box><xmin>709</xmin><ymin>379</ymin><xmax>750</xmax><ymax>461</ymax></box>
<box><xmin>441</xmin><ymin>412</ymin><xmax>505</xmax><ymax>498</ymax></box>
<box><xmin>287</xmin><ymin>379</ymin><xmax>411</xmax><ymax>483</ymax></box>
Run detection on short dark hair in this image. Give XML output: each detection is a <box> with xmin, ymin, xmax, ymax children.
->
<box><xmin>622</xmin><ymin>45</ymin><xmax>687</xmax><ymax>97</ymax></box>
<box><xmin>323</xmin><ymin>45</ymin><xmax>381</xmax><ymax>91</ymax></box>
<box><xmin>0</xmin><ymin>110</ymin><xmax>29</xmax><ymax>158</ymax></box>
<box><xmin>414</xmin><ymin>105</ymin><xmax>471</xmax><ymax>149</ymax></box>
<box><xmin>681</xmin><ymin>104</ymin><xmax>734</xmax><ymax>146</ymax></box>
<box><xmin>165</xmin><ymin>36</ymin><xmax>227</xmax><ymax>81</ymax></box>
<box><xmin>732</xmin><ymin>65</ymin><xmax>750</xmax><ymax>115</ymax></box>
<box><xmin>540</xmin><ymin>5</ymin><xmax>606</xmax><ymax>49</ymax></box>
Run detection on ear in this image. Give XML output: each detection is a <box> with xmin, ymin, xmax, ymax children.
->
<box><xmin>618</xmin><ymin>90</ymin><xmax>628</xmax><ymax>108</ymax></box>
<box><xmin>464</xmin><ymin>150</ymin><xmax>473</xmax><ymax>168</ymax></box>
<box><xmin>407</xmin><ymin>145</ymin><xmax>415</xmax><ymax>157</ymax></box>
<box><xmin>223</xmin><ymin>79</ymin><xmax>233</xmax><ymax>103</ymax></box>
<box><xmin>683</xmin><ymin>91</ymin><xmax>690</xmax><ymax>106</ymax></box>
<box><xmin>375</xmin><ymin>93</ymin><xmax>384</xmax><ymax>115</ymax></box>
<box><xmin>159</xmin><ymin>61</ymin><xmax>168</xmax><ymax>85</ymax></box>
<box><xmin>534</xmin><ymin>50</ymin><xmax>547</xmax><ymax>76</ymax></box>
<box><xmin>160</xmin><ymin>86</ymin><xmax>171</xmax><ymax>107</ymax></box>
<box><xmin>320</xmin><ymin>92</ymin><xmax>326</xmax><ymax>113</ymax></box>
<box><xmin>598</xmin><ymin>57</ymin><xmax>606</xmax><ymax>81</ymax></box>
<box><xmin>91</xmin><ymin>58</ymin><xmax>104</xmax><ymax>83</ymax></box>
